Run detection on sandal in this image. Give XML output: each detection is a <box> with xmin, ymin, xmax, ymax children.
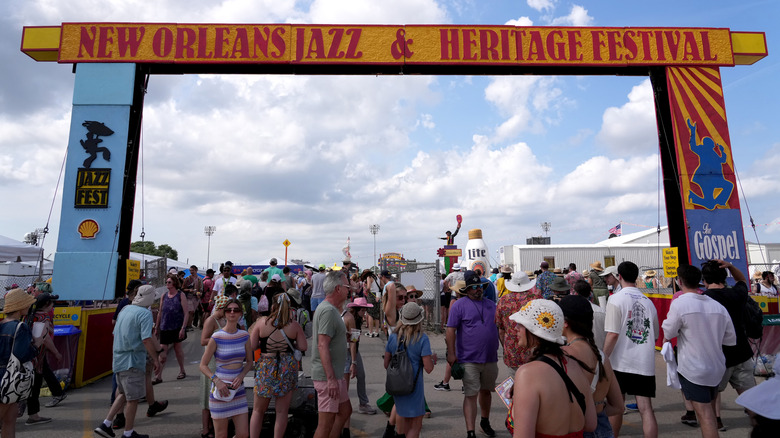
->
<box><xmin>152</xmin><ymin>378</ymin><xmax>162</xmax><ymax>385</ymax></box>
<box><xmin>177</xmin><ymin>372</ymin><xmax>186</xmax><ymax>380</ymax></box>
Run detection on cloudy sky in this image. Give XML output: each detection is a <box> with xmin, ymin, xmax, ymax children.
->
<box><xmin>2</xmin><ymin>0</ymin><xmax>779</xmax><ymax>270</ymax></box>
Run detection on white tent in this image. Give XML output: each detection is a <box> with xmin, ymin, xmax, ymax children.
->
<box><xmin>0</xmin><ymin>235</ymin><xmax>43</xmax><ymax>262</ymax></box>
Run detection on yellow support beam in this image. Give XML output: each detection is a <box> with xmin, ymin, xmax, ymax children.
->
<box><xmin>21</xmin><ymin>26</ymin><xmax>61</xmax><ymax>61</ymax></box>
<box><xmin>731</xmin><ymin>31</ymin><xmax>768</xmax><ymax>65</ymax></box>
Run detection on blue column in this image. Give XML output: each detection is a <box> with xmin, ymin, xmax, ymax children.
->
<box><xmin>53</xmin><ymin>63</ymin><xmax>136</xmax><ymax>300</ymax></box>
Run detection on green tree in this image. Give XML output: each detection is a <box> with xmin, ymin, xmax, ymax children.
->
<box><xmin>130</xmin><ymin>241</ymin><xmax>156</xmax><ymax>255</ymax></box>
<box><xmin>156</xmin><ymin>244</ymin><xmax>178</xmax><ymax>261</ymax></box>
<box><xmin>130</xmin><ymin>241</ymin><xmax>179</xmax><ymax>260</ymax></box>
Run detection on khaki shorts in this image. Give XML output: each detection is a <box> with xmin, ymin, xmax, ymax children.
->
<box><xmin>462</xmin><ymin>362</ymin><xmax>498</xmax><ymax>397</ymax></box>
<box><xmin>718</xmin><ymin>358</ymin><xmax>756</xmax><ymax>392</ymax></box>
<box><xmin>116</xmin><ymin>368</ymin><xmax>146</xmax><ymax>401</ymax></box>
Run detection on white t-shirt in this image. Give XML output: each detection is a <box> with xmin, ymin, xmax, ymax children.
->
<box><xmin>591</xmin><ymin>302</ymin><xmax>607</xmax><ymax>350</ymax></box>
<box><xmin>604</xmin><ymin>287</ymin><xmax>659</xmax><ymax>376</ymax></box>
<box><xmin>212</xmin><ymin>276</ymin><xmax>237</xmax><ymax>296</ymax></box>
<box><xmin>662</xmin><ymin>292</ymin><xmax>737</xmax><ymax>386</ymax></box>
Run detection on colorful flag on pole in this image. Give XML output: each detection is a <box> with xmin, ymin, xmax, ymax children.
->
<box><xmin>342</xmin><ymin>237</ymin><xmax>351</xmax><ymax>259</ymax></box>
<box><xmin>608</xmin><ymin>223</ymin><xmax>622</xmax><ymax>236</ymax></box>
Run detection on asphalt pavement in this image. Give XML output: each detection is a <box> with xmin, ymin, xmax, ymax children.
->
<box><xmin>11</xmin><ymin>328</ymin><xmax>757</xmax><ymax>437</ymax></box>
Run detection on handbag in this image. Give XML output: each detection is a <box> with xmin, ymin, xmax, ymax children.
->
<box><xmin>0</xmin><ymin>322</ymin><xmax>35</xmax><ymax>404</ymax></box>
<box><xmin>281</xmin><ymin>327</ymin><xmax>303</xmax><ymax>362</ymax></box>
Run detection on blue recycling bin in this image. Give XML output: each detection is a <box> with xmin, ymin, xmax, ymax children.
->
<box><xmin>51</xmin><ymin>324</ymin><xmax>82</xmax><ymax>389</ymax></box>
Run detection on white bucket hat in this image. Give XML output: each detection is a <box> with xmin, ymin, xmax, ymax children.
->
<box><xmin>505</xmin><ymin>272</ymin><xmax>535</xmax><ymax>293</ymax></box>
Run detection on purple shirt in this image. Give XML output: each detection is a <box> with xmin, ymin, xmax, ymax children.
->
<box><xmin>447</xmin><ymin>296</ymin><xmax>499</xmax><ymax>363</ymax></box>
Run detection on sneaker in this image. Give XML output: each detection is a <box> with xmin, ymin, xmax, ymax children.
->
<box><xmin>126</xmin><ymin>432</ymin><xmax>149</xmax><ymax>438</ymax></box>
<box><xmin>480</xmin><ymin>418</ymin><xmax>496</xmax><ymax>437</ymax></box>
<box><xmin>25</xmin><ymin>417</ymin><xmax>52</xmax><ymax>425</ymax></box>
<box><xmin>625</xmin><ymin>402</ymin><xmax>638</xmax><ymax>412</ymax></box>
<box><xmin>94</xmin><ymin>423</ymin><xmax>116</xmax><ymax>438</ymax></box>
<box><xmin>717</xmin><ymin>418</ymin><xmax>727</xmax><ymax>431</ymax></box>
<box><xmin>358</xmin><ymin>404</ymin><xmax>377</xmax><ymax>415</ymax></box>
<box><xmin>112</xmin><ymin>413</ymin><xmax>125</xmax><ymax>430</ymax></box>
<box><xmin>433</xmin><ymin>381</ymin><xmax>450</xmax><ymax>391</ymax></box>
<box><xmin>680</xmin><ymin>412</ymin><xmax>698</xmax><ymax>427</ymax></box>
<box><xmin>45</xmin><ymin>393</ymin><xmax>68</xmax><ymax>408</ymax></box>
<box><xmin>147</xmin><ymin>400</ymin><xmax>169</xmax><ymax>417</ymax></box>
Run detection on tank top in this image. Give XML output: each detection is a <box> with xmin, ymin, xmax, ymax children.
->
<box><xmin>213</xmin><ymin>329</ymin><xmax>249</xmax><ymax>372</ymax></box>
<box><xmin>160</xmin><ymin>290</ymin><xmax>185</xmax><ymax>330</ymax></box>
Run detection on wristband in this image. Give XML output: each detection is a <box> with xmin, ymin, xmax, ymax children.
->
<box><xmin>210</xmin><ymin>373</ymin><xmax>217</xmax><ymax>381</ymax></box>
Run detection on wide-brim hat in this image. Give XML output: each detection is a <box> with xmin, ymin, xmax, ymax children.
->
<box><xmin>3</xmin><ymin>288</ymin><xmax>36</xmax><ymax>314</ymax></box>
<box><xmin>553</xmin><ymin>268</ymin><xmax>563</xmax><ymax>274</ymax></box>
<box><xmin>451</xmin><ymin>280</ymin><xmax>468</xmax><ymax>295</ymax></box>
<box><xmin>506</xmin><ymin>272</ymin><xmax>535</xmax><ymax>293</ymax></box>
<box><xmin>399</xmin><ymin>303</ymin><xmax>424</xmax><ymax>325</ymax></box>
<box><xmin>35</xmin><ymin>292</ymin><xmax>60</xmax><ymax>309</ymax></box>
<box><xmin>599</xmin><ymin>266</ymin><xmax>618</xmax><ymax>278</ymax></box>
<box><xmin>464</xmin><ymin>270</ymin><xmax>489</xmax><ymax>288</ymax></box>
<box><xmin>451</xmin><ymin>263</ymin><xmax>461</xmax><ymax>271</ymax></box>
<box><xmin>404</xmin><ymin>285</ymin><xmax>422</xmax><ymax>295</ymax></box>
<box><xmin>589</xmin><ymin>261</ymin><xmax>604</xmax><ymax>271</ymax></box>
<box><xmin>500</xmin><ymin>265</ymin><xmax>513</xmax><ymax>274</ymax></box>
<box><xmin>549</xmin><ymin>276</ymin><xmax>571</xmax><ymax>292</ymax></box>
<box><xmin>348</xmin><ymin>297</ymin><xmax>373</xmax><ymax>308</ymax></box>
<box><xmin>286</xmin><ymin>288</ymin><xmax>302</xmax><ymax>305</ymax></box>
<box><xmin>645</xmin><ymin>270</ymin><xmax>656</xmax><ymax>278</ymax></box>
<box><xmin>735</xmin><ymin>355</ymin><xmax>780</xmax><ymax>419</ymax></box>
<box><xmin>525</xmin><ymin>271</ymin><xmax>536</xmax><ymax>280</ymax></box>
<box><xmin>509</xmin><ymin>299</ymin><xmax>566</xmax><ymax>345</ymax></box>
<box><xmin>133</xmin><ymin>285</ymin><xmax>156</xmax><ymax>307</ymax></box>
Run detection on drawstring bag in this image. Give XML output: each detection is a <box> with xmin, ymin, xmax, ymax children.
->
<box><xmin>0</xmin><ymin>322</ymin><xmax>35</xmax><ymax>403</ymax></box>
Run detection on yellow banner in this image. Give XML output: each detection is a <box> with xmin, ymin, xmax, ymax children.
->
<box><xmin>56</xmin><ymin>23</ymin><xmax>735</xmax><ymax>67</ymax></box>
<box><xmin>663</xmin><ymin>247</ymin><xmax>679</xmax><ymax>278</ymax></box>
<box><xmin>126</xmin><ymin>259</ymin><xmax>140</xmax><ymax>288</ymax></box>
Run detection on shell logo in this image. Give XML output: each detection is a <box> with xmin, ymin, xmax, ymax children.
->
<box><xmin>78</xmin><ymin>219</ymin><xmax>100</xmax><ymax>239</ymax></box>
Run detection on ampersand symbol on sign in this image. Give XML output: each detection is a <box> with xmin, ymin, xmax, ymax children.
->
<box><xmin>390</xmin><ymin>29</ymin><xmax>414</xmax><ymax>60</ymax></box>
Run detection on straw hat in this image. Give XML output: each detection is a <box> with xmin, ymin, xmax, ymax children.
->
<box><xmin>500</xmin><ymin>265</ymin><xmax>513</xmax><ymax>274</ymax></box>
<box><xmin>404</xmin><ymin>285</ymin><xmax>422</xmax><ymax>295</ymax></box>
<box><xmin>589</xmin><ymin>261</ymin><xmax>604</xmax><ymax>271</ymax></box>
<box><xmin>645</xmin><ymin>270</ymin><xmax>656</xmax><ymax>278</ymax></box>
<box><xmin>399</xmin><ymin>303</ymin><xmax>424</xmax><ymax>325</ymax></box>
<box><xmin>509</xmin><ymin>299</ymin><xmax>566</xmax><ymax>345</ymax></box>
<box><xmin>3</xmin><ymin>288</ymin><xmax>36</xmax><ymax>314</ymax></box>
<box><xmin>451</xmin><ymin>280</ymin><xmax>468</xmax><ymax>295</ymax></box>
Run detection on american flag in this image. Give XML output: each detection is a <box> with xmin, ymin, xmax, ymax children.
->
<box><xmin>609</xmin><ymin>223</ymin><xmax>622</xmax><ymax>236</ymax></box>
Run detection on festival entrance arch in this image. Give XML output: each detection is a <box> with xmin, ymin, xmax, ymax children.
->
<box><xmin>21</xmin><ymin>23</ymin><xmax>768</xmax><ymax>300</ymax></box>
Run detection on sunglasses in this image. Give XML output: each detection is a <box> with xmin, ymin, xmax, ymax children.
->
<box><xmin>468</xmin><ymin>284</ymin><xmax>483</xmax><ymax>290</ymax></box>
<box><xmin>225</xmin><ymin>307</ymin><xmax>242</xmax><ymax>314</ymax></box>
<box><xmin>406</xmin><ymin>294</ymin><xmax>417</xmax><ymax>300</ymax></box>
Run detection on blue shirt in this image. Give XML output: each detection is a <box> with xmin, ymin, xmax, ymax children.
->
<box><xmin>113</xmin><ymin>305</ymin><xmax>153</xmax><ymax>373</ymax></box>
<box><xmin>386</xmin><ymin>333</ymin><xmax>431</xmax><ymax>417</ymax></box>
<box><xmin>482</xmin><ymin>276</ymin><xmax>497</xmax><ymax>302</ymax></box>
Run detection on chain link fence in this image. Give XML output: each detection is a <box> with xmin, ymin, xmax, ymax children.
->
<box><xmin>397</xmin><ymin>262</ymin><xmax>442</xmax><ymax>333</ymax></box>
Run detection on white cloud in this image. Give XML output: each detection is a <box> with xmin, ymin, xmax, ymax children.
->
<box><xmin>506</xmin><ymin>17</ymin><xmax>534</xmax><ymax>26</ymax></box>
<box><xmin>484</xmin><ymin>76</ymin><xmax>567</xmax><ymax>141</ymax></box>
<box><xmin>527</xmin><ymin>0</ymin><xmax>554</xmax><ymax>12</ymax></box>
<box><xmin>550</xmin><ymin>5</ymin><xmax>593</xmax><ymax>26</ymax></box>
<box><xmin>309</xmin><ymin>0</ymin><xmax>449</xmax><ymax>24</ymax></box>
<box><xmin>595</xmin><ymin>79</ymin><xmax>658</xmax><ymax>156</ymax></box>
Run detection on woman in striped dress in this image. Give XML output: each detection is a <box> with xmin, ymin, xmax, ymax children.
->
<box><xmin>200</xmin><ymin>298</ymin><xmax>253</xmax><ymax>438</ymax></box>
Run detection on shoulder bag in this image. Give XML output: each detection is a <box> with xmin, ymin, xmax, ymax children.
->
<box><xmin>0</xmin><ymin>322</ymin><xmax>35</xmax><ymax>403</ymax></box>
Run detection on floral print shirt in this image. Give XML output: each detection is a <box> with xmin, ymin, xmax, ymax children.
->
<box><xmin>495</xmin><ymin>289</ymin><xmax>540</xmax><ymax>369</ymax></box>
<box><xmin>535</xmin><ymin>270</ymin><xmax>556</xmax><ymax>300</ymax></box>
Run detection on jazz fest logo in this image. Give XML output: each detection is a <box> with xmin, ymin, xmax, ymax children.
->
<box><xmin>686</xmin><ymin>119</ymin><xmax>734</xmax><ymax>210</ymax></box>
<box><xmin>75</xmin><ymin>121</ymin><xmax>112</xmax><ymax>208</ymax></box>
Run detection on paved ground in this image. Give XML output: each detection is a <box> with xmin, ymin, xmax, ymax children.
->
<box><xmin>11</xmin><ymin>328</ymin><xmax>757</xmax><ymax>437</ymax></box>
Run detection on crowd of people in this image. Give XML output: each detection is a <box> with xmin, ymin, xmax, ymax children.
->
<box><xmin>1</xmin><ymin>254</ymin><xmax>777</xmax><ymax>438</ymax></box>
<box><xmin>94</xmin><ymin>256</ymin><xmax>777</xmax><ymax>438</ymax></box>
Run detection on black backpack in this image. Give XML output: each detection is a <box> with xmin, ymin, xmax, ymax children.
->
<box><xmin>743</xmin><ymin>296</ymin><xmax>764</xmax><ymax>339</ymax></box>
<box><xmin>385</xmin><ymin>337</ymin><xmax>420</xmax><ymax>396</ymax></box>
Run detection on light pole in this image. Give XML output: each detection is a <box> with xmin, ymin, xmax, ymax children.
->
<box><xmin>369</xmin><ymin>224</ymin><xmax>380</xmax><ymax>270</ymax></box>
<box><xmin>204</xmin><ymin>226</ymin><xmax>216</xmax><ymax>268</ymax></box>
